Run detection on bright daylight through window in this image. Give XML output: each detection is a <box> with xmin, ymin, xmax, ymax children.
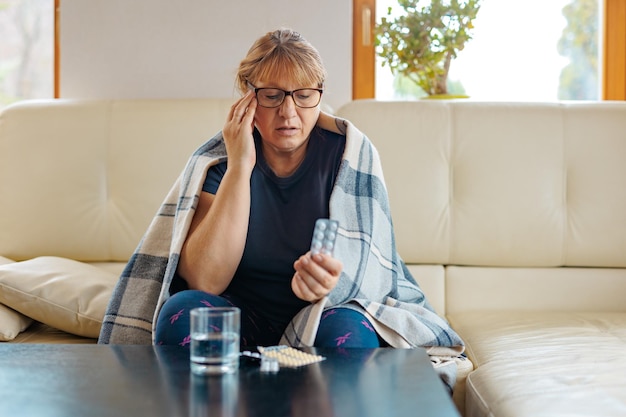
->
<box><xmin>0</xmin><ymin>0</ymin><xmax>53</xmax><ymax>110</ymax></box>
<box><xmin>0</xmin><ymin>0</ymin><xmax>604</xmax><ymax>108</ymax></box>
<box><xmin>375</xmin><ymin>0</ymin><xmax>601</xmax><ymax>101</ymax></box>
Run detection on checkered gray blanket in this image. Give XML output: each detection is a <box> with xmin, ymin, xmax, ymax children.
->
<box><xmin>98</xmin><ymin>113</ymin><xmax>465</xmax><ymax>386</ymax></box>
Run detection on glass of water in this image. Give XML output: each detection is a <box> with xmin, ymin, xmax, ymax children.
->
<box><xmin>190</xmin><ymin>307</ymin><xmax>241</xmax><ymax>375</ymax></box>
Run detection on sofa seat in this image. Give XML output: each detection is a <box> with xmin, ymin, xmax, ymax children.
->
<box><xmin>8</xmin><ymin>322</ymin><xmax>96</xmax><ymax>344</ymax></box>
<box><xmin>449</xmin><ymin>311</ymin><xmax>626</xmax><ymax>417</ymax></box>
<box><xmin>442</xmin><ymin>265</ymin><xmax>626</xmax><ymax>417</ymax></box>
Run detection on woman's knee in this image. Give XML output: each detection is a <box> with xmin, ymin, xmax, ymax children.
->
<box><xmin>314</xmin><ymin>307</ymin><xmax>380</xmax><ymax>348</ymax></box>
<box><xmin>155</xmin><ymin>290</ymin><xmax>232</xmax><ymax>346</ymax></box>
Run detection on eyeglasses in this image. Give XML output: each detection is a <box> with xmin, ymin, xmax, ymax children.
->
<box><xmin>248</xmin><ymin>83</ymin><xmax>323</xmax><ymax>108</ymax></box>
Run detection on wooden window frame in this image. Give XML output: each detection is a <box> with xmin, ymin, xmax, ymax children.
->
<box><xmin>352</xmin><ymin>0</ymin><xmax>626</xmax><ymax>101</ymax></box>
<box><xmin>54</xmin><ymin>0</ymin><xmax>60</xmax><ymax>98</ymax></box>
<box><xmin>603</xmin><ymin>0</ymin><xmax>626</xmax><ymax>99</ymax></box>
<box><xmin>352</xmin><ymin>0</ymin><xmax>376</xmax><ymax>99</ymax></box>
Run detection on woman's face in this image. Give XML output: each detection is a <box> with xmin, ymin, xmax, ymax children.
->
<box><xmin>252</xmin><ymin>78</ymin><xmax>321</xmax><ymax>157</ymax></box>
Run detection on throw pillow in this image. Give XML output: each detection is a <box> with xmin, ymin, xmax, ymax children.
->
<box><xmin>0</xmin><ymin>303</ymin><xmax>33</xmax><ymax>341</ymax></box>
<box><xmin>0</xmin><ymin>257</ymin><xmax>32</xmax><ymax>341</ymax></box>
<box><xmin>0</xmin><ymin>257</ymin><xmax>118</xmax><ymax>338</ymax></box>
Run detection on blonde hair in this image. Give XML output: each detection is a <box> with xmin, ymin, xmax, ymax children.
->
<box><xmin>236</xmin><ymin>29</ymin><xmax>327</xmax><ymax>94</ymax></box>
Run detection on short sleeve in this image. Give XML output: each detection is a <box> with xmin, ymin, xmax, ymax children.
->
<box><xmin>202</xmin><ymin>161</ymin><xmax>228</xmax><ymax>194</ymax></box>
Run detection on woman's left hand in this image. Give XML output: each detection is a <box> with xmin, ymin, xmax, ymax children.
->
<box><xmin>291</xmin><ymin>253</ymin><xmax>343</xmax><ymax>302</ymax></box>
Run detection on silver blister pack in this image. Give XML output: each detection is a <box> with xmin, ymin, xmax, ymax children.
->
<box><xmin>310</xmin><ymin>218</ymin><xmax>338</xmax><ymax>256</ymax></box>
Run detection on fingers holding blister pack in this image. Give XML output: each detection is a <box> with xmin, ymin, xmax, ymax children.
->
<box><xmin>310</xmin><ymin>219</ymin><xmax>338</xmax><ymax>256</ymax></box>
<box><xmin>292</xmin><ymin>218</ymin><xmax>342</xmax><ymax>302</ymax></box>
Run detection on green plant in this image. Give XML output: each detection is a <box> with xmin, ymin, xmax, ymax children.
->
<box><xmin>376</xmin><ymin>0</ymin><xmax>481</xmax><ymax>96</ymax></box>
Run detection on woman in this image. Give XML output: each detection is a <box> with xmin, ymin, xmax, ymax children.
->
<box><xmin>157</xmin><ymin>28</ymin><xmax>373</xmax><ymax>348</ymax></box>
<box><xmin>100</xmin><ymin>28</ymin><xmax>464</xmax><ymax>387</ymax></box>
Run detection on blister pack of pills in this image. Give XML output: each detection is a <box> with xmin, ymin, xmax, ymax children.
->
<box><xmin>310</xmin><ymin>218</ymin><xmax>339</xmax><ymax>256</ymax></box>
<box><xmin>257</xmin><ymin>345</ymin><xmax>326</xmax><ymax>368</ymax></box>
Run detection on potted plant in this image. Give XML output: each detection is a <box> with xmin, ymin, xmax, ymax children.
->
<box><xmin>375</xmin><ymin>0</ymin><xmax>482</xmax><ymax>98</ymax></box>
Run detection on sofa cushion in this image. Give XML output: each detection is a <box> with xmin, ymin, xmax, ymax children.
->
<box><xmin>448</xmin><ymin>311</ymin><xmax>626</xmax><ymax>417</ymax></box>
<box><xmin>445</xmin><ymin>266</ymin><xmax>626</xmax><ymax>315</ymax></box>
<box><xmin>0</xmin><ymin>99</ymin><xmax>233</xmax><ymax>262</ymax></box>
<box><xmin>0</xmin><ymin>257</ymin><xmax>118</xmax><ymax>338</ymax></box>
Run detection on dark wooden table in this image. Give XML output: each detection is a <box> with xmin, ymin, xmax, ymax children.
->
<box><xmin>0</xmin><ymin>344</ymin><xmax>460</xmax><ymax>417</ymax></box>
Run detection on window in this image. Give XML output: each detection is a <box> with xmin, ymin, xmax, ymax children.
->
<box><xmin>0</xmin><ymin>0</ymin><xmax>54</xmax><ymax>109</ymax></box>
<box><xmin>373</xmin><ymin>0</ymin><xmax>602</xmax><ymax>101</ymax></box>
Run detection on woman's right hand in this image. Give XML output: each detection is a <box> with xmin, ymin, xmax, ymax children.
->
<box><xmin>222</xmin><ymin>90</ymin><xmax>258</xmax><ymax>174</ymax></box>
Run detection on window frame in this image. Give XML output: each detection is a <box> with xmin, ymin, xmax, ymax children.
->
<box><xmin>54</xmin><ymin>0</ymin><xmax>60</xmax><ymax>98</ymax></box>
<box><xmin>603</xmin><ymin>0</ymin><xmax>626</xmax><ymax>99</ymax></box>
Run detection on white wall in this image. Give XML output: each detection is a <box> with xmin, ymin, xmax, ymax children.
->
<box><xmin>60</xmin><ymin>0</ymin><xmax>352</xmax><ymax>111</ymax></box>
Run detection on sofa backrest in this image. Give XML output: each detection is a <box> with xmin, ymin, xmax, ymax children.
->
<box><xmin>0</xmin><ymin>99</ymin><xmax>233</xmax><ymax>262</ymax></box>
<box><xmin>3</xmin><ymin>98</ymin><xmax>625</xmax><ymax>273</ymax></box>
<box><xmin>336</xmin><ymin>100</ymin><xmax>626</xmax><ymax>269</ymax></box>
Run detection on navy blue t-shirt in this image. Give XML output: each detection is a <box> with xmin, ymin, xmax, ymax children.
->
<box><xmin>202</xmin><ymin>126</ymin><xmax>346</xmax><ymax>331</ymax></box>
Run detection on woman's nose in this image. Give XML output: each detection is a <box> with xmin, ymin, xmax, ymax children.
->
<box><xmin>279</xmin><ymin>95</ymin><xmax>298</xmax><ymax>117</ymax></box>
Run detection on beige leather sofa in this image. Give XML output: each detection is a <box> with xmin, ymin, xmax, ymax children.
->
<box><xmin>338</xmin><ymin>100</ymin><xmax>626</xmax><ymax>417</ymax></box>
<box><xmin>1</xmin><ymin>98</ymin><xmax>625</xmax><ymax>416</ymax></box>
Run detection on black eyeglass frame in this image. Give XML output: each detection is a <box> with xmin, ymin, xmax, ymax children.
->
<box><xmin>248</xmin><ymin>83</ymin><xmax>324</xmax><ymax>109</ymax></box>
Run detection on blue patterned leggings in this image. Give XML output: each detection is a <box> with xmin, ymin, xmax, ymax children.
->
<box><xmin>155</xmin><ymin>290</ymin><xmax>383</xmax><ymax>348</ymax></box>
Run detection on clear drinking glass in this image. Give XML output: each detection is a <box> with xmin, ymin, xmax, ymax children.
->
<box><xmin>190</xmin><ymin>307</ymin><xmax>241</xmax><ymax>375</ymax></box>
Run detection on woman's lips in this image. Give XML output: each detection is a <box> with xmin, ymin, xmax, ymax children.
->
<box><xmin>277</xmin><ymin>126</ymin><xmax>299</xmax><ymax>135</ymax></box>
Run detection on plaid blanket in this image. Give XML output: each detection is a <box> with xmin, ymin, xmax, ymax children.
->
<box><xmin>98</xmin><ymin>113</ymin><xmax>465</xmax><ymax>385</ymax></box>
